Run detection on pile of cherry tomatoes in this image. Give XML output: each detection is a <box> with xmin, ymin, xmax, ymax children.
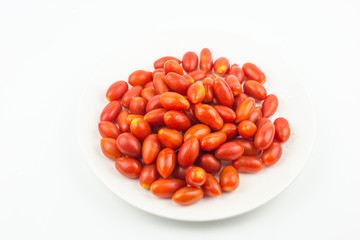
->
<box><xmin>98</xmin><ymin>48</ymin><xmax>291</xmax><ymax>206</ymax></box>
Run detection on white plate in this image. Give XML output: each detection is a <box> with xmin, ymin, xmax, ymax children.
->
<box><xmin>77</xmin><ymin>30</ymin><xmax>315</xmax><ymax>222</ymax></box>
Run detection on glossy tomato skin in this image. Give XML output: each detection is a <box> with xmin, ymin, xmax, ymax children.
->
<box><xmin>116</xmin><ymin>110</ymin><xmax>130</xmax><ymax>132</ymax></box>
<box><xmin>186</xmin><ymin>167</ymin><xmax>207</xmax><ymax>187</ymax></box>
<box><xmin>183</xmin><ymin>105</ymin><xmax>199</xmax><ymax>125</ymax></box>
<box><xmin>187</xmin><ymin>70</ymin><xmax>206</xmax><ymax>81</ymax></box>
<box><xmin>243</xmin><ymin>80</ymin><xmax>267</xmax><ymax>101</ymax></box>
<box><xmin>199</xmin><ymin>132</ymin><xmax>227</xmax><ymax>151</ymax></box>
<box><xmin>233</xmin><ymin>92</ymin><xmax>248</xmax><ymax>110</ymax></box>
<box><xmin>225</xmin><ymin>75</ymin><xmax>242</xmax><ymax>96</ymax></box>
<box><xmin>139</xmin><ymin>163</ymin><xmax>159</xmax><ymax>189</ymax></box>
<box><xmin>141</xmin><ymin>87</ymin><xmax>156</xmax><ymax>102</ymax></box>
<box><xmin>194</xmin><ymin>104</ymin><xmax>223</xmax><ymax>130</ymax></box>
<box><xmin>154</xmin><ymin>56</ymin><xmax>181</xmax><ymax>69</ymax></box>
<box><xmin>183</xmin><ymin>124</ymin><xmax>211</xmax><ymax>142</ymax></box>
<box><xmin>122</xmin><ymin>86</ymin><xmax>143</xmax><ymax>108</ymax></box>
<box><xmin>232</xmin><ymin>156</ymin><xmax>264</xmax><ymax>173</ymax></box>
<box><xmin>213</xmin><ymin>105</ymin><xmax>236</xmax><ymax>122</ymax></box>
<box><xmin>100</xmin><ymin>138</ymin><xmax>121</xmax><ymax>160</ymax></box>
<box><xmin>171</xmin><ymin>165</ymin><xmax>194</xmax><ymax>180</ymax></box>
<box><xmin>150</xmin><ymin>179</ymin><xmax>187</xmax><ymax>198</ymax></box>
<box><xmin>172</xmin><ymin>187</ymin><xmax>203</xmax><ymax>206</ymax></box>
<box><xmin>130</xmin><ymin>118</ymin><xmax>151</xmax><ymax>142</ymax></box>
<box><xmin>262</xmin><ymin>94</ymin><xmax>278</xmax><ymax>118</ymax></box>
<box><xmin>153</xmin><ymin>72</ymin><xmax>169</xmax><ymax>94</ymax></box>
<box><xmin>126</xmin><ymin>114</ymin><xmax>143</xmax><ymax>125</ymax></box>
<box><xmin>202</xmin><ymin>77</ymin><xmax>214</xmax><ymax>103</ymax></box>
<box><xmin>237</xmin><ymin>120</ymin><xmax>257</xmax><ymax>138</ymax></box>
<box><xmin>156</xmin><ymin>148</ymin><xmax>176</xmax><ymax>178</ymax></box>
<box><xmin>98</xmin><ymin>121</ymin><xmax>120</xmax><ymax>139</ymax></box>
<box><xmin>199</xmin><ymin>154</ymin><xmax>222</xmax><ymax>174</ymax></box>
<box><xmin>100</xmin><ymin>100</ymin><xmax>122</xmax><ymax>122</ymax></box>
<box><xmin>187</xmin><ymin>81</ymin><xmax>206</xmax><ymax>104</ymax></box>
<box><xmin>164</xmin><ymin>60</ymin><xmax>184</xmax><ymax>75</ymax></box>
<box><xmin>106</xmin><ymin>81</ymin><xmax>128</xmax><ymax>101</ymax></box>
<box><xmin>177</xmin><ymin>138</ymin><xmax>200</xmax><ymax>167</ymax></box>
<box><xmin>142</xmin><ymin>134</ymin><xmax>162</xmax><ymax>164</ymax></box>
<box><xmin>254</xmin><ymin>122</ymin><xmax>275</xmax><ymax>150</ymax></box>
<box><xmin>274</xmin><ymin>117</ymin><xmax>291</xmax><ymax>143</ymax></box>
<box><xmin>248</xmin><ymin>106</ymin><xmax>262</xmax><ymax>123</ymax></box>
<box><xmin>158</xmin><ymin>128</ymin><xmax>183</xmax><ymax>150</ymax></box>
<box><xmin>129</xmin><ymin>97</ymin><xmax>147</xmax><ymax>115</ymax></box>
<box><xmin>215</xmin><ymin>142</ymin><xmax>244</xmax><ymax>161</ymax></box>
<box><xmin>231</xmin><ymin>138</ymin><xmax>262</xmax><ymax>156</ymax></box>
<box><xmin>243</xmin><ymin>62</ymin><xmax>266</xmax><ymax>84</ymax></box>
<box><xmin>261</xmin><ymin>142</ymin><xmax>282</xmax><ymax>166</ymax></box>
<box><xmin>182</xmin><ymin>51</ymin><xmax>198</xmax><ymax>73</ymax></box>
<box><xmin>200</xmin><ymin>48</ymin><xmax>213</xmax><ymax>72</ymax></box>
<box><xmin>201</xmin><ymin>174</ymin><xmax>221</xmax><ymax>197</ymax></box>
<box><xmin>146</xmin><ymin>95</ymin><xmax>162</xmax><ymax>112</ymax></box>
<box><xmin>128</xmin><ymin>70</ymin><xmax>152</xmax><ymax>86</ymax></box>
<box><xmin>235</xmin><ymin>97</ymin><xmax>255</xmax><ymax>123</ymax></box>
<box><xmin>144</xmin><ymin>81</ymin><xmax>154</xmax><ymax>89</ymax></box>
<box><xmin>116</xmin><ymin>133</ymin><xmax>141</xmax><ymax>158</ymax></box>
<box><xmin>115</xmin><ymin>157</ymin><xmax>142</xmax><ymax>178</ymax></box>
<box><xmin>163</xmin><ymin>110</ymin><xmax>191</xmax><ymax>131</ymax></box>
<box><xmin>213</xmin><ymin>78</ymin><xmax>234</xmax><ymax>107</ymax></box>
<box><xmin>144</xmin><ymin>108</ymin><xmax>167</xmax><ymax>126</ymax></box>
<box><xmin>165</xmin><ymin>72</ymin><xmax>192</xmax><ymax>94</ymax></box>
<box><xmin>219</xmin><ymin>166</ymin><xmax>239</xmax><ymax>192</ymax></box>
<box><xmin>219</xmin><ymin>123</ymin><xmax>238</xmax><ymax>140</ymax></box>
<box><xmin>228</xmin><ymin>65</ymin><xmax>245</xmax><ymax>83</ymax></box>
<box><xmin>256</xmin><ymin>117</ymin><xmax>271</xmax><ymax>129</ymax></box>
<box><xmin>214</xmin><ymin>57</ymin><xmax>230</xmax><ymax>75</ymax></box>
<box><xmin>160</xmin><ymin>92</ymin><xmax>190</xmax><ymax>111</ymax></box>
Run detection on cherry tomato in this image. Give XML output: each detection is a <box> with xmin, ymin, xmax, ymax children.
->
<box><xmin>154</xmin><ymin>56</ymin><xmax>181</xmax><ymax>69</ymax></box>
<box><xmin>215</xmin><ymin>142</ymin><xmax>244</xmax><ymax>161</ymax></box>
<box><xmin>187</xmin><ymin>81</ymin><xmax>206</xmax><ymax>104</ymax></box>
<box><xmin>199</xmin><ymin>154</ymin><xmax>222</xmax><ymax>174</ymax></box>
<box><xmin>159</xmin><ymin>92</ymin><xmax>190</xmax><ymax>111</ymax></box>
<box><xmin>142</xmin><ymin>134</ymin><xmax>161</xmax><ymax>164</ymax></box>
<box><xmin>200</xmin><ymin>48</ymin><xmax>213</xmax><ymax>72</ymax></box>
<box><xmin>146</xmin><ymin>95</ymin><xmax>162</xmax><ymax>112</ymax></box>
<box><xmin>219</xmin><ymin>166</ymin><xmax>239</xmax><ymax>192</ymax></box>
<box><xmin>171</xmin><ymin>165</ymin><xmax>193</xmax><ymax>180</ymax></box>
<box><xmin>158</xmin><ymin>128</ymin><xmax>183</xmax><ymax>149</ymax></box>
<box><xmin>186</xmin><ymin>167</ymin><xmax>207</xmax><ymax>187</ymax></box>
<box><xmin>153</xmin><ymin>72</ymin><xmax>169</xmax><ymax>94</ymax></box>
<box><xmin>122</xmin><ymin>86</ymin><xmax>143</xmax><ymax>108</ymax></box>
<box><xmin>128</xmin><ymin>70</ymin><xmax>152</xmax><ymax>86</ymax></box>
<box><xmin>115</xmin><ymin>157</ymin><xmax>142</xmax><ymax>178</ymax></box>
<box><xmin>163</xmin><ymin>110</ymin><xmax>191</xmax><ymax>131</ymax></box>
<box><xmin>139</xmin><ymin>163</ymin><xmax>159</xmax><ymax>189</ymax></box>
<box><xmin>238</xmin><ymin>120</ymin><xmax>257</xmax><ymax>138</ymax></box>
<box><xmin>144</xmin><ymin>108</ymin><xmax>167</xmax><ymax>126</ymax></box>
<box><xmin>231</xmin><ymin>138</ymin><xmax>262</xmax><ymax>156</ymax></box>
<box><xmin>177</xmin><ymin>138</ymin><xmax>200</xmax><ymax>167</ymax></box>
<box><xmin>116</xmin><ymin>110</ymin><xmax>130</xmax><ymax>132</ymax></box>
<box><xmin>187</xmin><ymin>70</ymin><xmax>206</xmax><ymax>81</ymax></box>
<box><xmin>182</xmin><ymin>51</ymin><xmax>198</xmax><ymax>73</ymax></box>
<box><xmin>150</xmin><ymin>179</ymin><xmax>186</xmax><ymax>198</ymax></box>
<box><xmin>233</xmin><ymin>92</ymin><xmax>248</xmax><ymax>110</ymax></box>
<box><xmin>254</xmin><ymin>121</ymin><xmax>275</xmax><ymax>150</ymax></box>
<box><xmin>129</xmin><ymin>97</ymin><xmax>147</xmax><ymax>115</ymax></box>
<box><xmin>262</xmin><ymin>94</ymin><xmax>278</xmax><ymax>118</ymax></box>
<box><xmin>201</xmin><ymin>174</ymin><xmax>221</xmax><ymax>197</ymax></box>
<box><xmin>225</xmin><ymin>75</ymin><xmax>242</xmax><ymax>96</ymax></box>
<box><xmin>172</xmin><ymin>187</ymin><xmax>203</xmax><ymax>206</ymax></box>
<box><xmin>183</xmin><ymin>105</ymin><xmax>199</xmax><ymax>125</ymax></box>
<box><xmin>213</xmin><ymin>77</ymin><xmax>234</xmax><ymax>107</ymax></box>
<box><xmin>235</xmin><ymin>97</ymin><xmax>255</xmax><ymax>123</ymax></box>
<box><xmin>116</xmin><ymin>133</ymin><xmax>141</xmax><ymax>158</ymax></box>
<box><xmin>262</xmin><ymin>142</ymin><xmax>282</xmax><ymax>166</ymax></box>
<box><xmin>100</xmin><ymin>100</ymin><xmax>122</xmax><ymax>122</ymax></box>
<box><xmin>248</xmin><ymin>106</ymin><xmax>262</xmax><ymax>123</ymax></box>
<box><xmin>243</xmin><ymin>80</ymin><xmax>267</xmax><ymax>101</ymax></box>
<box><xmin>194</xmin><ymin>104</ymin><xmax>223</xmax><ymax>130</ymax></box>
<box><xmin>274</xmin><ymin>117</ymin><xmax>291</xmax><ymax>143</ymax></box>
<box><xmin>219</xmin><ymin>123</ymin><xmax>238</xmax><ymax>140</ymax></box>
<box><xmin>199</xmin><ymin>132</ymin><xmax>227</xmax><ymax>151</ymax></box>
<box><xmin>98</xmin><ymin>121</ymin><xmax>120</xmax><ymax>139</ymax></box>
<box><xmin>126</xmin><ymin>114</ymin><xmax>144</xmax><ymax>125</ymax></box>
<box><xmin>256</xmin><ymin>117</ymin><xmax>271</xmax><ymax>129</ymax></box>
<box><xmin>141</xmin><ymin>87</ymin><xmax>156</xmax><ymax>102</ymax></box>
<box><xmin>243</xmin><ymin>62</ymin><xmax>266</xmax><ymax>84</ymax></box>
<box><xmin>100</xmin><ymin>137</ymin><xmax>121</xmax><ymax>160</ymax></box>
<box><xmin>130</xmin><ymin>118</ymin><xmax>151</xmax><ymax>141</ymax></box>
<box><xmin>165</xmin><ymin>72</ymin><xmax>192</xmax><ymax>94</ymax></box>
<box><xmin>156</xmin><ymin>148</ymin><xmax>176</xmax><ymax>178</ymax></box>
<box><xmin>232</xmin><ymin>156</ymin><xmax>264</xmax><ymax>173</ymax></box>
<box><xmin>183</xmin><ymin>124</ymin><xmax>211</xmax><ymax>142</ymax></box>
<box><xmin>164</xmin><ymin>60</ymin><xmax>184</xmax><ymax>75</ymax></box>
<box><xmin>202</xmin><ymin>77</ymin><xmax>214</xmax><ymax>103</ymax></box>
<box><xmin>214</xmin><ymin>57</ymin><xmax>230</xmax><ymax>75</ymax></box>
<box><xmin>228</xmin><ymin>65</ymin><xmax>245</xmax><ymax>83</ymax></box>
<box><xmin>144</xmin><ymin>81</ymin><xmax>154</xmax><ymax>89</ymax></box>
<box><xmin>106</xmin><ymin>81</ymin><xmax>128</xmax><ymax>101</ymax></box>
<box><xmin>213</xmin><ymin>105</ymin><xmax>236</xmax><ymax>122</ymax></box>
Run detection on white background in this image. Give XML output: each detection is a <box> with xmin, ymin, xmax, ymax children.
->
<box><xmin>1</xmin><ymin>0</ymin><xmax>359</xmax><ymax>239</ymax></box>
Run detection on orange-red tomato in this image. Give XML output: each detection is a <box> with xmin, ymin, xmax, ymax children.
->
<box><xmin>243</xmin><ymin>80</ymin><xmax>267</xmax><ymax>101</ymax></box>
<box><xmin>177</xmin><ymin>138</ymin><xmax>200</xmax><ymax>167</ymax></box>
<box><xmin>202</xmin><ymin>77</ymin><xmax>214</xmax><ymax>103</ymax></box>
<box><xmin>213</xmin><ymin>78</ymin><xmax>234</xmax><ymax>107</ymax></box>
<box><xmin>156</xmin><ymin>148</ymin><xmax>176</xmax><ymax>178</ymax></box>
<box><xmin>142</xmin><ymin>134</ymin><xmax>162</xmax><ymax>164</ymax></box>
<box><xmin>254</xmin><ymin>121</ymin><xmax>275</xmax><ymax>150</ymax></box>
<box><xmin>262</xmin><ymin>94</ymin><xmax>278</xmax><ymax>118</ymax></box>
<box><xmin>130</xmin><ymin>118</ymin><xmax>151</xmax><ymax>141</ymax></box>
<box><xmin>243</xmin><ymin>62</ymin><xmax>266</xmax><ymax>84</ymax></box>
<box><xmin>171</xmin><ymin>165</ymin><xmax>193</xmax><ymax>180</ymax></box>
<box><xmin>144</xmin><ymin>81</ymin><xmax>154</xmax><ymax>89</ymax></box>
<box><xmin>153</xmin><ymin>72</ymin><xmax>169</xmax><ymax>95</ymax></box>
<box><xmin>228</xmin><ymin>65</ymin><xmax>245</xmax><ymax>83</ymax></box>
<box><xmin>139</xmin><ymin>163</ymin><xmax>159</xmax><ymax>189</ymax></box>
<box><xmin>158</xmin><ymin>128</ymin><xmax>183</xmax><ymax>149</ymax></box>
<box><xmin>186</xmin><ymin>167</ymin><xmax>207</xmax><ymax>187</ymax></box>
<box><xmin>163</xmin><ymin>110</ymin><xmax>191</xmax><ymax>131</ymax></box>
<box><xmin>116</xmin><ymin>133</ymin><xmax>141</xmax><ymax>158</ymax></box>
<box><xmin>144</xmin><ymin>108</ymin><xmax>167</xmax><ymax>126</ymax></box>
<box><xmin>182</xmin><ymin>51</ymin><xmax>198</xmax><ymax>73</ymax></box>
<box><xmin>172</xmin><ymin>187</ymin><xmax>203</xmax><ymax>206</ymax></box>
<box><xmin>150</xmin><ymin>179</ymin><xmax>186</xmax><ymax>198</ymax></box>
<box><xmin>98</xmin><ymin>121</ymin><xmax>120</xmax><ymax>139</ymax></box>
<box><xmin>215</xmin><ymin>142</ymin><xmax>244</xmax><ymax>161</ymax></box>
<box><xmin>187</xmin><ymin>70</ymin><xmax>206</xmax><ymax>81</ymax></box>
<box><xmin>146</xmin><ymin>95</ymin><xmax>162</xmax><ymax>112</ymax></box>
<box><xmin>164</xmin><ymin>60</ymin><xmax>184</xmax><ymax>75</ymax></box>
<box><xmin>219</xmin><ymin>123</ymin><xmax>238</xmax><ymax>140</ymax></box>
<box><xmin>128</xmin><ymin>70</ymin><xmax>152</xmax><ymax>86</ymax></box>
<box><xmin>116</xmin><ymin>110</ymin><xmax>130</xmax><ymax>132</ymax></box>
<box><xmin>225</xmin><ymin>75</ymin><xmax>242</xmax><ymax>96</ymax></box>
<box><xmin>106</xmin><ymin>81</ymin><xmax>128</xmax><ymax>101</ymax></box>
<box><xmin>100</xmin><ymin>137</ymin><xmax>121</xmax><ymax>160</ymax></box>
<box><xmin>126</xmin><ymin>114</ymin><xmax>144</xmax><ymax>125</ymax></box>
<box><xmin>232</xmin><ymin>156</ymin><xmax>264</xmax><ymax>173</ymax></box>
<box><xmin>159</xmin><ymin>92</ymin><xmax>190</xmax><ymax>111</ymax></box>
<box><xmin>199</xmin><ymin>132</ymin><xmax>227</xmax><ymax>151</ymax></box>
<box><xmin>231</xmin><ymin>138</ymin><xmax>262</xmax><ymax>156</ymax></box>
<box><xmin>214</xmin><ymin>57</ymin><xmax>230</xmax><ymax>75</ymax></box>
<box><xmin>248</xmin><ymin>106</ymin><xmax>262</xmax><ymax>123</ymax></box>
<box><xmin>274</xmin><ymin>117</ymin><xmax>291</xmax><ymax>143</ymax></box>
<box><xmin>256</xmin><ymin>117</ymin><xmax>271</xmax><ymax>129</ymax></box>
<box><xmin>183</xmin><ymin>105</ymin><xmax>199</xmax><ymax>125</ymax></box>
<box><xmin>100</xmin><ymin>100</ymin><xmax>122</xmax><ymax>122</ymax></box>
<box><xmin>140</xmin><ymin>88</ymin><xmax>156</xmax><ymax>102</ymax></box>
<box><xmin>235</xmin><ymin>97</ymin><xmax>255</xmax><ymax>123</ymax></box>
<box><xmin>201</xmin><ymin>174</ymin><xmax>221</xmax><ymax>197</ymax></box>
<box><xmin>187</xmin><ymin>81</ymin><xmax>206</xmax><ymax>104</ymax></box>
<box><xmin>213</xmin><ymin>105</ymin><xmax>236</xmax><ymax>122</ymax></box>
<box><xmin>261</xmin><ymin>142</ymin><xmax>282</xmax><ymax>166</ymax></box>
<box><xmin>233</xmin><ymin>92</ymin><xmax>248</xmax><ymax>110</ymax></box>
<box><xmin>122</xmin><ymin>86</ymin><xmax>143</xmax><ymax>108</ymax></box>
<box><xmin>238</xmin><ymin>120</ymin><xmax>257</xmax><ymax>138</ymax></box>
<box><xmin>219</xmin><ymin>166</ymin><xmax>239</xmax><ymax>192</ymax></box>
<box><xmin>154</xmin><ymin>56</ymin><xmax>181</xmax><ymax>69</ymax></box>
<box><xmin>195</xmin><ymin>104</ymin><xmax>223</xmax><ymax>130</ymax></box>
<box><xmin>183</xmin><ymin>124</ymin><xmax>211</xmax><ymax>142</ymax></box>
<box><xmin>129</xmin><ymin>97</ymin><xmax>147</xmax><ymax>115</ymax></box>
<box><xmin>165</xmin><ymin>72</ymin><xmax>192</xmax><ymax>94</ymax></box>
<box><xmin>153</xmin><ymin>68</ymin><xmax>165</xmax><ymax>78</ymax></box>
<box><xmin>115</xmin><ymin>157</ymin><xmax>142</xmax><ymax>178</ymax></box>
<box><xmin>199</xmin><ymin>154</ymin><xmax>222</xmax><ymax>174</ymax></box>
<box><xmin>200</xmin><ymin>48</ymin><xmax>213</xmax><ymax>72</ymax></box>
